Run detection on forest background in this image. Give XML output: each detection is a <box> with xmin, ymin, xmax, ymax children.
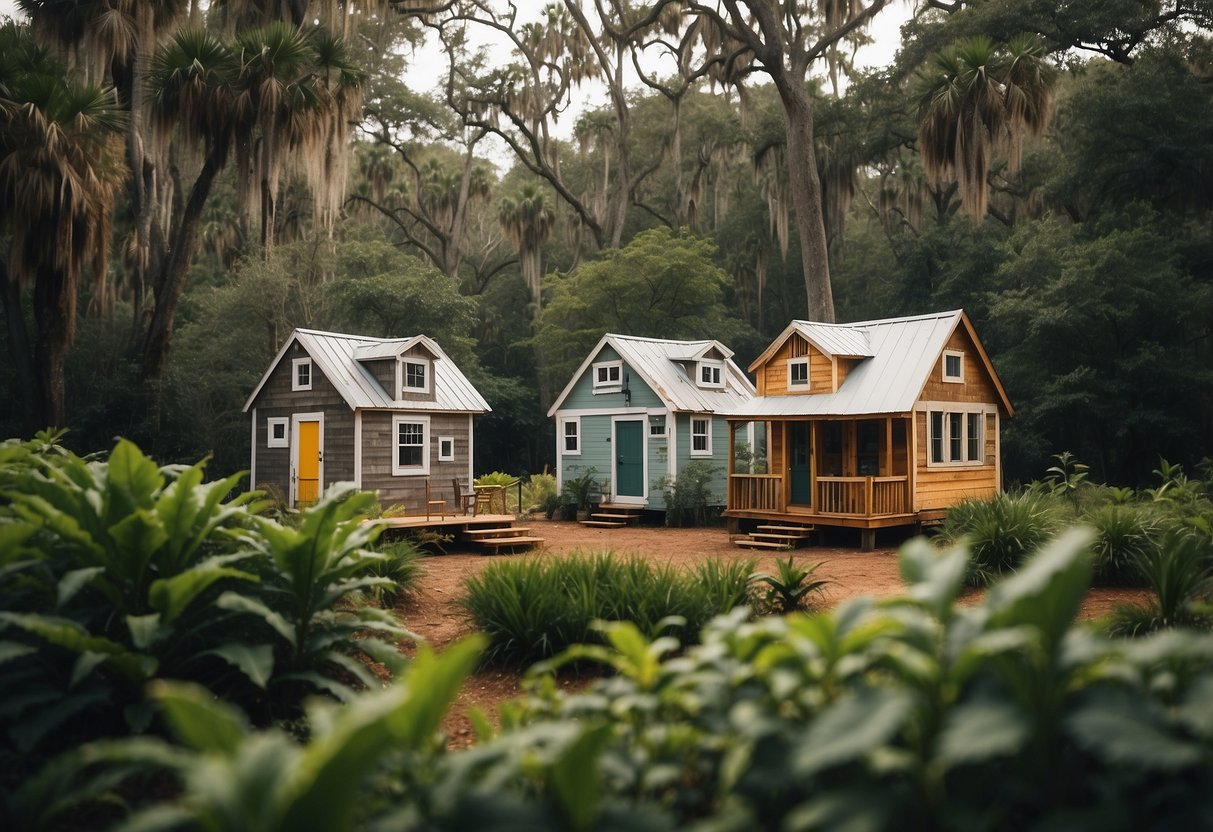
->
<box><xmin>1</xmin><ymin>0</ymin><xmax>1210</xmax><ymax>488</ymax></box>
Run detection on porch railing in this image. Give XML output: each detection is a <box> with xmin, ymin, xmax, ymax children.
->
<box><xmin>817</xmin><ymin>476</ymin><xmax>909</xmax><ymax>516</ymax></box>
<box><xmin>728</xmin><ymin>474</ymin><xmax>784</xmax><ymax>513</ymax></box>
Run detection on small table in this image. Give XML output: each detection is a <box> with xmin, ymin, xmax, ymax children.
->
<box><xmin>468</xmin><ymin>485</ymin><xmax>507</xmax><ymax>519</ymax></box>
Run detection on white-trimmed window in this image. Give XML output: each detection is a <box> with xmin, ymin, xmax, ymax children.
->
<box><xmin>697</xmin><ymin>360</ymin><xmax>724</xmax><ymax>389</ymax></box>
<box><xmin>788</xmin><ymin>358</ymin><xmax>810</xmax><ymax>389</ymax></box>
<box><xmin>392</xmin><ymin>415</ymin><xmax>430</xmax><ymax>475</ymax></box>
<box><xmin>561</xmin><ymin>417</ymin><xmax>581</xmax><ymax>455</ymax></box>
<box><xmin>292</xmin><ymin>357</ymin><xmax>312</xmax><ymax>391</ymax></box>
<box><xmin>929</xmin><ymin>410</ymin><xmax>983</xmax><ymax>465</ymax></box>
<box><xmin>267</xmin><ymin>417</ymin><xmax>289</xmax><ymax>448</ymax></box>
<box><xmin>437</xmin><ymin>436</ymin><xmax>455</xmax><ymax>462</ymax></box>
<box><xmin>649</xmin><ymin>415</ymin><xmax>666</xmax><ymax>437</ymax></box>
<box><xmin>399</xmin><ymin>358</ymin><xmax>430</xmax><ymax>395</ymax></box>
<box><xmin>942</xmin><ymin>350</ymin><xmax>964</xmax><ymax>383</ymax></box>
<box><xmin>592</xmin><ymin>360</ymin><xmax>623</xmax><ymax>392</ymax></box>
<box><xmin>691</xmin><ymin>416</ymin><xmax>712</xmax><ymax>457</ymax></box>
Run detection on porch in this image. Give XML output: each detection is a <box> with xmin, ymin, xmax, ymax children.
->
<box><xmin>725</xmin><ymin>415</ymin><xmax>919</xmax><ymax>545</ymax></box>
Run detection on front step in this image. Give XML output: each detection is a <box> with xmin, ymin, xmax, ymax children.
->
<box><xmin>580</xmin><ymin>502</ymin><xmax>643</xmax><ymax>529</ymax></box>
<box><xmin>756</xmin><ymin>524</ymin><xmax>814</xmax><ymax>537</ymax></box>
<box><xmin>464</xmin><ymin>526</ymin><xmax>531</xmax><ymax>539</ymax></box>
<box><xmin>580</xmin><ymin>520</ymin><xmax>627</xmax><ymax>528</ymax></box>
<box><xmin>733</xmin><ymin>536</ymin><xmax>794</xmax><ymax>550</ymax></box>
<box><xmin>479</xmin><ymin>535</ymin><xmax>546</xmax><ymax>552</ymax></box>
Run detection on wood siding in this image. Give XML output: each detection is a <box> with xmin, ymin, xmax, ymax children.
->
<box><xmin>758</xmin><ymin>335</ymin><xmax>835</xmax><ymax>396</ymax></box>
<box><xmin>920</xmin><ymin>328</ymin><xmax>1000</xmax><ymax>406</ymax></box>
<box><xmin>250</xmin><ymin>347</ymin><xmax>355</xmax><ymax>499</ymax></box>
<box><xmin>913</xmin><ymin>411</ymin><xmax>998</xmax><ymax>510</ymax></box>
<box><xmin>361</xmin><ymin>411</ymin><xmax>472</xmax><ymax>509</ymax></box>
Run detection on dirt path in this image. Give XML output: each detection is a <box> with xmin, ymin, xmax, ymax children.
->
<box><xmin>390</xmin><ymin>519</ymin><xmax>1151</xmax><ymax>747</ymax></box>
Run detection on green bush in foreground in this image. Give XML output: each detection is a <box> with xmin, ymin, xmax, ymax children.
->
<box><xmin>17</xmin><ymin>529</ymin><xmax>1213</xmax><ymax>831</ymax></box>
<box><xmin>461</xmin><ymin>551</ymin><xmax>756</xmax><ymax>666</ymax></box>
<box><xmin>938</xmin><ymin>491</ymin><xmax>1066</xmax><ymax>585</ymax></box>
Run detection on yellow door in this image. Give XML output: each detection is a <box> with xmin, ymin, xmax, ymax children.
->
<box><xmin>297</xmin><ymin>420</ymin><xmax>320</xmax><ymax>505</ymax></box>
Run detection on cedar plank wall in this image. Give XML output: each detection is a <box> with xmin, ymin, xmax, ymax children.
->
<box><xmin>364</xmin><ymin>358</ymin><xmax>395</xmax><ymax>394</ymax></box>
<box><xmin>914</xmin><ymin>327</ymin><xmax>1001</xmax><ymax>510</ymax></box>
<box><xmin>361</xmin><ymin>411</ymin><xmax>470</xmax><ymax>509</ymax></box>
<box><xmin>760</xmin><ymin>335</ymin><xmax>835</xmax><ymax>395</ymax></box>
<box><xmin>251</xmin><ymin>347</ymin><xmax>355</xmax><ymax>499</ymax></box>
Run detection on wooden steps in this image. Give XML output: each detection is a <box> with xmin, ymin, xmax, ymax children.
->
<box><xmin>463</xmin><ymin>526</ymin><xmax>531</xmax><ymax>540</ymax></box>
<box><xmin>580</xmin><ymin>503</ymin><xmax>643</xmax><ymax>529</ymax></box>
<box><xmin>478</xmin><ymin>536</ymin><xmax>546</xmax><ymax>552</ymax></box>
<box><xmin>733</xmin><ymin>523</ymin><xmax>815</xmax><ymax>551</ymax></box>
<box><xmin>460</xmin><ymin>522</ymin><xmax>543</xmax><ymax>552</ymax></box>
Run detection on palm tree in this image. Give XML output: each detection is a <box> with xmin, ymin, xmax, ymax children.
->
<box><xmin>498</xmin><ymin>183</ymin><xmax>556</xmax><ymax>320</ymax></box>
<box><xmin>916</xmin><ymin>34</ymin><xmax>1056</xmax><ymax>221</ymax></box>
<box><xmin>0</xmin><ymin>22</ymin><xmax>128</xmax><ymax>429</ymax></box>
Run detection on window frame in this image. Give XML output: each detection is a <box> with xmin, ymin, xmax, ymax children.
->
<box><xmin>697</xmin><ymin>360</ymin><xmax>724</xmax><ymax>389</ymax></box>
<box><xmin>398</xmin><ymin>357</ymin><xmax>431</xmax><ymax>396</ymax></box>
<box><xmin>267</xmin><ymin>417</ymin><xmax>289</xmax><ymax>448</ymax></box>
<box><xmin>437</xmin><ymin>435</ymin><xmax>455</xmax><ymax>462</ymax></box>
<box><xmin>291</xmin><ymin>357</ymin><xmax>312</xmax><ymax>391</ymax></box>
<box><xmin>690</xmin><ymin>415</ymin><xmax>713</xmax><ymax>457</ymax></box>
<box><xmin>592</xmin><ymin>360</ymin><xmax>623</xmax><ymax>392</ymax></box>
<box><xmin>927</xmin><ymin>408</ymin><xmax>984</xmax><ymax>467</ymax></box>
<box><xmin>391</xmin><ymin>415</ymin><xmax>430</xmax><ymax>476</ymax></box>
<box><xmin>942</xmin><ymin>350</ymin><xmax>965</xmax><ymax>384</ymax></box>
<box><xmin>560</xmin><ymin>416</ymin><xmax>581</xmax><ymax>456</ymax></box>
<box><xmin>649</xmin><ymin>414</ymin><xmax>666</xmax><ymax>437</ymax></box>
<box><xmin>787</xmin><ymin>357</ymin><xmax>810</xmax><ymax>390</ymax></box>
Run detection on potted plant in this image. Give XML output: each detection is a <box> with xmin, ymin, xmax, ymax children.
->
<box><xmin>561</xmin><ymin>467</ymin><xmax>598</xmax><ymax>521</ymax></box>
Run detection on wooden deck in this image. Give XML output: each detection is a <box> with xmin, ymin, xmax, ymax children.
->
<box><xmin>377</xmin><ymin>513</ymin><xmax>516</xmax><ymax>531</ymax></box>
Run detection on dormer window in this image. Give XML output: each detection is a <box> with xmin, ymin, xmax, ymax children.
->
<box><xmin>942</xmin><ymin>350</ymin><xmax>964</xmax><ymax>383</ymax></box>
<box><xmin>592</xmin><ymin>360</ymin><xmax>623</xmax><ymax>392</ymax></box>
<box><xmin>788</xmin><ymin>358</ymin><xmax>810</xmax><ymax>389</ymax></box>
<box><xmin>697</xmin><ymin>360</ymin><xmax>724</xmax><ymax>389</ymax></box>
<box><xmin>399</xmin><ymin>358</ymin><xmax>430</xmax><ymax>395</ymax></box>
<box><xmin>292</xmin><ymin>357</ymin><xmax>312</xmax><ymax>391</ymax></box>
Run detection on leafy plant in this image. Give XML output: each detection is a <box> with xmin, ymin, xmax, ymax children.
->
<box><xmin>938</xmin><ymin>491</ymin><xmax>1065</xmax><ymax>586</ymax></box>
<box><xmin>522</xmin><ymin>471</ymin><xmax>559</xmax><ymax>516</ymax></box>
<box><xmin>1086</xmin><ymin>503</ymin><xmax>1158</xmax><ymax>587</ymax></box>
<box><xmin>360</xmin><ymin>538</ymin><xmax>425</xmax><ymax>606</ymax></box>
<box><xmin>753</xmin><ymin>557</ymin><xmax>830</xmax><ymax>613</ymax></box>
<box><xmin>559</xmin><ymin>466</ymin><xmax>599</xmax><ymax>513</ymax></box>
<box><xmin>1108</xmin><ymin>529</ymin><xmax>1213</xmax><ymax>635</ymax></box>
<box><xmin>474</xmin><ymin>471</ymin><xmax>522</xmax><ymax>513</ymax></box>
<box><xmin>657</xmin><ymin>460</ymin><xmax>721</xmax><ymax>527</ymax></box>
<box><xmin>1045</xmin><ymin>450</ymin><xmax>1090</xmax><ymax>507</ymax></box>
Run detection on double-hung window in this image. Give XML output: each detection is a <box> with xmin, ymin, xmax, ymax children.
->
<box><xmin>392</xmin><ymin>415</ymin><xmax>430</xmax><ymax>475</ymax></box>
<box><xmin>292</xmin><ymin>357</ymin><xmax>312</xmax><ymax>391</ymax></box>
<box><xmin>788</xmin><ymin>358</ymin><xmax>810</xmax><ymax>390</ymax></box>
<box><xmin>691</xmin><ymin>416</ymin><xmax>712</xmax><ymax>457</ymax></box>
<box><xmin>561</xmin><ymin>417</ymin><xmax>581</xmax><ymax>455</ymax></box>
<box><xmin>929</xmin><ymin>410</ymin><xmax>983</xmax><ymax>465</ymax></box>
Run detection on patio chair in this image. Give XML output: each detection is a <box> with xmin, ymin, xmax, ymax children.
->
<box><xmin>453</xmin><ymin>478</ymin><xmax>492</xmax><ymax>515</ymax></box>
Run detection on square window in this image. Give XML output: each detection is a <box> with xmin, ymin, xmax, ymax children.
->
<box><xmin>401</xmin><ymin>358</ymin><xmax>429</xmax><ymax>394</ymax></box>
<box><xmin>438</xmin><ymin>436</ymin><xmax>455</xmax><ymax>462</ymax></box>
<box><xmin>697</xmin><ymin>361</ymin><xmax>723</xmax><ymax>388</ymax></box>
<box><xmin>788</xmin><ymin>359</ymin><xmax>810</xmax><ymax>388</ymax></box>
<box><xmin>292</xmin><ymin>357</ymin><xmax>312</xmax><ymax>391</ymax></box>
<box><xmin>392</xmin><ymin>416</ymin><xmax>429</xmax><ymax>475</ymax></box>
<box><xmin>592</xmin><ymin>361</ymin><xmax>623</xmax><ymax>391</ymax></box>
<box><xmin>943</xmin><ymin>350</ymin><xmax>964</xmax><ymax>383</ymax></box>
<box><xmin>267</xmin><ymin>417</ymin><xmax>289</xmax><ymax>448</ymax></box>
<box><xmin>650</xmin><ymin>415</ymin><xmax>666</xmax><ymax>437</ymax></box>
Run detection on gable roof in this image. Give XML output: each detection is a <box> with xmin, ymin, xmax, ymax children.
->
<box><xmin>546</xmin><ymin>333</ymin><xmax>755</xmax><ymax>417</ymax></box>
<box><xmin>729</xmin><ymin>310</ymin><xmax>1013</xmax><ymax>418</ymax></box>
<box><xmin>243</xmin><ymin>328</ymin><xmax>491</xmax><ymax>413</ymax></box>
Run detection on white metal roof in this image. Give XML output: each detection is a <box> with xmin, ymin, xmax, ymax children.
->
<box><xmin>789</xmin><ymin>321</ymin><xmax>873</xmax><ymax>357</ymax></box>
<box><xmin>547</xmin><ymin>333</ymin><xmax>755</xmax><ymax>417</ymax></box>
<box><xmin>728</xmin><ymin>310</ymin><xmax>978</xmax><ymax>418</ymax></box>
<box><xmin>243</xmin><ymin>328</ymin><xmax>491</xmax><ymax>413</ymax></box>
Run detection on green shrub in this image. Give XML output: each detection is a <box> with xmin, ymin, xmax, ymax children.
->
<box><xmin>361</xmin><ymin>538</ymin><xmax>426</xmax><ymax>606</ymax></box>
<box><xmin>522</xmin><ymin>472</ymin><xmax>559</xmax><ymax>516</ymax></box>
<box><xmin>658</xmin><ymin>460</ymin><xmax>721</xmax><ymax>527</ymax></box>
<box><xmin>1086</xmin><ymin>503</ymin><xmax>1158</xmax><ymax>586</ymax></box>
<box><xmin>558</xmin><ymin>466</ymin><xmax>599</xmax><ymax>513</ymax></box>
<box><xmin>938</xmin><ymin>491</ymin><xmax>1066</xmax><ymax>586</ymax></box>
<box><xmin>474</xmin><ymin>471</ymin><xmax>522</xmax><ymax>513</ymax></box>
<box><xmin>1108</xmin><ymin>529</ymin><xmax>1213</xmax><ymax>636</ymax></box>
<box><xmin>753</xmin><ymin>557</ymin><xmax>830</xmax><ymax>613</ymax></box>
<box><xmin>461</xmin><ymin>551</ymin><xmax>756</xmax><ymax>666</ymax></box>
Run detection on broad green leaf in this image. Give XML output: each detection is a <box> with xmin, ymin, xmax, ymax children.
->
<box><xmin>69</xmin><ymin>651</ymin><xmax>109</xmax><ymax>688</ymax></box>
<box><xmin>202</xmin><ymin>643</ymin><xmax>276</xmax><ymax>689</ymax></box>
<box><xmin>8</xmin><ymin>688</ymin><xmax>111</xmax><ymax>752</ymax></box>
<box><xmin>794</xmin><ymin>687</ymin><xmax>915</xmax><ymax>776</ymax></box>
<box><xmin>898</xmin><ymin>537</ymin><xmax>969</xmax><ymax>619</ymax></box>
<box><xmin>0</xmin><ymin>520</ymin><xmax>37</xmax><ymax>561</ymax></box>
<box><xmin>934</xmin><ymin>699</ymin><xmax>1030</xmax><ymax>767</ymax></box>
<box><xmin>105</xmin><ymin>440</ymin><xmax>164</xmax><ymax>519</ymax></box>
<box><xmin>150</xmin><ymin>561</ymin><xmax>258</xmax><ymax>623</ymax></box>
<box><xmin>547</xmin><ymin>723</ymin><xmax>614</xmax><ymax>832</ymax></box>
<box><xmin>984</xmin><ymin>527</ymin><xmax>1094</xmax><ymax>649</ymax></box>
<box><xmin>0</xmin><ymin>640</ymin><xmax>36</xmax><ymax>665</ymax></box>
<box><xmin>1067</xmin><ymin>691</ymin><xmax>1201</xmax><ymax>770</ymax></box>
<box><xmin>785</xmin><ymin>786</ymin><xmax>892</xmax><ymax>832</ymax></box>
<box><xmin>216</xmin><ymin>591</ymin><xmax>296</xmax><ymax>647</ymax></box>
<box><xmin>56</xmin><ymin>567</ymin><xmax>105</xmax><ymax>608</ymax></box>
<box><xmin>126</xmin><ymin>614</ymin><xmax>163</xmax><ymax>650</ymax></box>
<box><xmin>150</xmin><ymin>680</ymin><xmax>250</xmax><ymax>754</ymax></box>
<box><xmin>107</xmin><ymin>510</ymin><xmax>169</xmax><ymax>580</ymax></box>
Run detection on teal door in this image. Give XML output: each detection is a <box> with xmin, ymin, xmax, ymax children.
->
<box><xmin>615</xmin><ymin>420</ymin><xmax>644</xmax><ymax>499</ymax></box>
<box><xmin>790</xmin><ymin>422</ymin><xmax>812</xmax><ymax>506</ymax></box>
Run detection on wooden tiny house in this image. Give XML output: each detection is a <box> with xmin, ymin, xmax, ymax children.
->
<box><xmin>725</xmin><ymin>310</ymin><xmax>1012</xmax><ymax>548</ymax></box>
<box><xmin>243</xmin><ymin>329</ymin><xmax>490</xmax><ymax>510</ymax></box>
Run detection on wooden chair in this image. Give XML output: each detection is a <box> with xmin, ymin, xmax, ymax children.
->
<box><xmin>453</xmin><ymin>478</ymin><xmax>492</xmax><ymax>515</ymax></box>
<box><xmin>425</xmin><ymin>480</ymin><xmax>447</xmax><ymax>519</ymax></box>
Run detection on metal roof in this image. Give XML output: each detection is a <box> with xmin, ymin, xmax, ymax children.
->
<box><xmin>243</xmin><ymin>328</ymin><xmax>490</xmax><ymax>413</ymax></box>
<box><xmin>547</xmin><ymin>333</ymin><xmax>755</xmax><ymax>417</ymax></box>
<box><xmin>728</xmin><ymin>310</ymin><xmax>973</xmax><ymax>418</ymax></box>
<box><xmin>790</xmin><ymin>321</ymin><xmax>873</xmax><ymax>357</ymax></box>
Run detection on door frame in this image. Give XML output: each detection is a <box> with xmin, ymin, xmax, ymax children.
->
<box><xmin>291</xmin><ymin>411</ymin><xmax>325</xmax><ymax>507</ymax></box>
<box><xmin>788</xmin><ymin>420</ymin><xmax>813</xmax><ymax>507</ymax></box>
<box><xmin>611</xmin><ymin>415</ymin><xmax>647</xmax><ymax>505</ymax></box>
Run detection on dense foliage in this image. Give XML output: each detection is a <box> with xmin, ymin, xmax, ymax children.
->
<box><xmin>11</xmin><ymin>529</ymin><xmax>1213</xmax><ymax>831</ymax></box>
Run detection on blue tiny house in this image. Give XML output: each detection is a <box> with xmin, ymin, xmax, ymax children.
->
<box><xmin>547</xmin><ymin>334</ymin><xmax>755</xmax><ymax>512</ymax></box>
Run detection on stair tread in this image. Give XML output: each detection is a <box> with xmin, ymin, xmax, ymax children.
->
<box><xmin>464</xmin><ymin>527</ymin><xmax>529</xmax><ymax>538</ymax></box>
<box><xmin>752</xmin><ymin>533</ymin><xmax>807</xmax><ymax>541</ymax></box>
<box><xmin>597</xmin><ymin>503</ymin><xmax>643</xmax><ymax>512</ymax></box>
<box><xmin>478</xmin><ymin>536</ymin><xmax>545</xmax><ymax>546</ymax></box>
<box><xmin>580</xmin><ymin>520</ymin><xmax>627</xmax><ymax>528</ymax></box>
<box><xmin>733</xmin><ymin>539</ymin><xmax>793</xmax><ymax>550</ymax></box>
<box><xmin>590</xmin><ymin>512</ymin><xmax>639</xmax><ymax>520</ymax></box>
<box><xmin>756</xmin><ymin>524</ymin><xmax>814</xmax><ymax>533</ymax></box>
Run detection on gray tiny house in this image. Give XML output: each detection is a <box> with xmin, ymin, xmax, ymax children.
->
<box><xmin>547</xmin><ymin>334</ymin><xmax>754</xmax><ymax>511</ymax></box>
<box><xmin>244</xmin><ymin>328</ymin><xmax>490</xmax><ymax>509</ymax></box>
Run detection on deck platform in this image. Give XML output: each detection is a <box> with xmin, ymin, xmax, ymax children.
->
<box><xmin>377</xmin><ymin>513</ymin><xmax>516</xmax><ymax>530</ymax></box>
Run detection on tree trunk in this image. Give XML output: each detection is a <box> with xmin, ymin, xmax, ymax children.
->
<box><xmin>777</xmin><ymin>80</ymin><xmax>835</xmax><ymax>323</ymax></box>
<box><xmin>0</xmin><ymin>260</ymin><xmax>42</xmax><ymax>434</ymax></box>
<box><xmin>32</xmin><ymin>265</ymin><xmax>71</xmax><ymax>429</ymax></box>
<box><xmin>143</xmin><ymin>137</ymin><xmax>230</xmax><ymax>383</ymax></box>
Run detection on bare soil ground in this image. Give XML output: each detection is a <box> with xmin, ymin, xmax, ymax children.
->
<box><xmin>391</xmin><ymin>518</ymin><xmax>1151</xmax><ymax>748</ymax></box>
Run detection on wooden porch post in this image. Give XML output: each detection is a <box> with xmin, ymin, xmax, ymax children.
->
<box><xmin>884</xmin><ymin>417</ymin><xmax>894</xmax><ymax>476</ymax></box>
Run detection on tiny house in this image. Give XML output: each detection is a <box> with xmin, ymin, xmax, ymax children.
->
<box><xmin>724</xmin><ymin>310</ymin><xmax>1013</xmax><ymax>547</ymax></box>
<box><xmin>244</xmin><ymin>328</ymin><xmax>490</xmax><ymax>509</ymax></box>
<box><xmin>547</xmin><ymin>334</ymin><xmax>754</xmax><ymax>510</ymax></box>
